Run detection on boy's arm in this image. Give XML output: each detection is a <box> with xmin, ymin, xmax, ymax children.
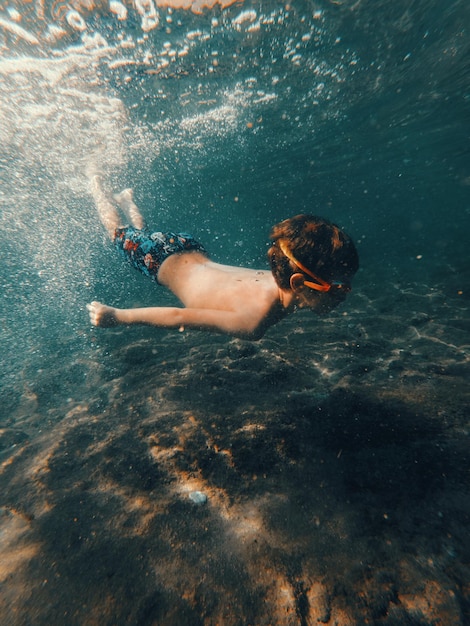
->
<box><xmin>86</xmin><ymin>301</ymin><xmax>261</xmax><ymax>338</ymax></box>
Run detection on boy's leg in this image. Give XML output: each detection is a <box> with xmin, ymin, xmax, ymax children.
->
<box><xmin>114</xmin><ymin>188</ymin><xmax>146</xmax><ymax>230</ymax></box>
<box><xmin>89</xmin><ymin>174</ymin><xmax>123</xmax><ymax>240</ymax></box>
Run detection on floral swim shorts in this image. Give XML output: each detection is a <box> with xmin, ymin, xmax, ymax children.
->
<box><xmin>114</xmin><ymin>227</ymin><xmax>207</xmax><ymax>284</ymax></box>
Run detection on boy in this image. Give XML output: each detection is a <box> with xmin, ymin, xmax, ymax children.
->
<box><xmin>87</xmin><ymin>176</ymin><xmax>359</xmax><ymax>340</ymax></box>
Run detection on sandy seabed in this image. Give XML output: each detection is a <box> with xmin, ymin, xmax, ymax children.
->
<box><xmin>0</xmin><ymin>277</ymin><xmax>469</xmax><ymax>625</ymax></box>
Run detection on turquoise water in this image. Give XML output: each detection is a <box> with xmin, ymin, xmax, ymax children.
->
<box><xmin>0</xmin><ymin>2</ymin><xmax>469</xmax><ymax>624</ymax></box>
<box><xmin>1</xmin><ymin>1</ymin><xmax>469</xmax><ymax>381</ymax></box>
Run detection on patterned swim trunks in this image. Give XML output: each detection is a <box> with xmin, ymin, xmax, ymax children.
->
<box><xmin>114</xmin><ymin>227</ymin><xmax>207</xmax><ymax>283</ymax></box>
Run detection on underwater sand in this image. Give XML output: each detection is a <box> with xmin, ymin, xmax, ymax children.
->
<box><xmin>1</xmin><ymin>275</ymin><xmax>468</xmax><ymax>625</ymax></box>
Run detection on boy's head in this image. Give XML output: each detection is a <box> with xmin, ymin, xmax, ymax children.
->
<box><xmin>268</xmin><ymin>215</ymin><xmax>359</xmax><ymax>311</ymax></box>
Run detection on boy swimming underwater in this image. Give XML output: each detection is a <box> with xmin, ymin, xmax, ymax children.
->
<box><xmin>87</xmin><ymin>176</ymin><xmax>359</xmax><ymax>340</ymax></box>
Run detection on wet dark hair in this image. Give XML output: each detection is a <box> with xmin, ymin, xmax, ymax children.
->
<box><xmin>268</xmin><ymin>215</ymin><xmax>359</xmax><ymax>290</ymax></box>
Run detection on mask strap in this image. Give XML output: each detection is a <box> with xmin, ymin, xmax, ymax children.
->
<box><xmin>278</xmin><ymin>240</ymin><xmax>332</xmax><ymax>292</ymax></box>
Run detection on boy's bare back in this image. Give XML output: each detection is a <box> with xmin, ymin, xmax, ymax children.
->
<box><xmin>89</xmin><ymin>251</ymin><xmax>288</xmax><ymax>339</ymax></box>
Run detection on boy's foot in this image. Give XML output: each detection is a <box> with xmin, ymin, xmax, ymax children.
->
<box><xmin>114</xmin><ymin>188</ymin><xmax>146</xmax><ymax>230</ymax></box>
<box><xmin>84</xmin><ymin>157</ymin><xmax>104</xmax><ymax>181</ymax></box>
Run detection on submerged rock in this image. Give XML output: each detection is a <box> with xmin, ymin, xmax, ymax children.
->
<box><xmin>188</xmin><ymin>490</ymin><xmax>207</xmax><ymax>505</ymax></box>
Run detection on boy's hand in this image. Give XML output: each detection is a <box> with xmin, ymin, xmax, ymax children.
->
<box><xmin>87</xmin><ymin>301</ymin><xmax>119</xmax><ymax>327</ymax></box>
